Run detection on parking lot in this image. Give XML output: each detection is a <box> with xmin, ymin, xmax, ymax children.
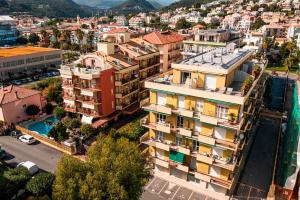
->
<box><xmin>141</xmin><ymin>177</ymin><xmax>219</xmax><ymax>200</ymax></box>
<box><xmin>0</xmin><ymin>135</ymin><xmax>63</xmax><ymax>172</ymax></box>
<box><xmin>3</xmin><ymin>70</ymin><xmax>60</xmax><ymax>87</ymax></box>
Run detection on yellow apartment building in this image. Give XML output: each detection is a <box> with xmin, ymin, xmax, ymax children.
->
<box><xmin>141</xmin><ymin>48</ymin><xmax>267</xmax><ymax>197</ymax></box>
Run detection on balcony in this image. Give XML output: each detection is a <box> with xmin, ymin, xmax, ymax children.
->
<box><xmin>78</xmin><ymin>108</ymin><xmax>100</xmax><ymax>117</ymax></box>
<box><xmin>172</xmin><ymin>108</ymin><xmax>194</xmax><ymax>118</ymax></box>
<box><xmin>178</xmin><ymin>128</ymin><xmax>192</xmax><ymax>137</ymax></box>
<box><xmin>170</xmin><ymin>145</ymin><xmax>191</xmax><ymax>155</ymax></box>
<box><xmin>64</xmin><ymin>94</ymin><xmax>75</xmax><ymax>101</ymax></box>
<box><xmin>170</xmin><ymin>161</ymin><xmax>189</xmax><ymax>173</ymax></box>
<box><xmin>142</xmin><ymin>104</ymin><xmax>172</xmax><ymax>115</ymax></box>
<box><xmin>156</xmin><ymin>122</ymin><xmax>171</xmax><ymax>133</ymax></box>
<box><xmin>115</xmin><ymin>76</ymin><xmax>138</xmax><ymax>86</ymax></box>
<box><xmin>64</xmin><ymin>107</ymin><xmax>76</xmax><ymax>113</ymax></box>
<box><xmin>198</xmin><ymin>134</ymin><xmax>216</xmax><ymax>145</ymax></box>
<box><xmin>60</xmin><ymin>65</ymin><xmax>101</xmax><ymax>80</ymax></box>
<box><xmin>197</xmin><ymin>154</ymin><xmax>214</xmax><ymax>164</ymax></box>
<box><xmin>154</xmin><ymin>157</ymin><xmax>169</xmax><ymax>168</ymax></box>
<box><xmin>210</xmin><ymin>176</ymin><xmax>231</xmax><ymax>189</ymax></box>
<box><xmin>215</xmin><ymin>139</ymin><xmax>237</xmax><ymax>151</ymax></box>
<box><xmin>147</xmin><ymin>140</ymin><xmax>170</xmax><ymax>151</ymax></box>
<box><xmin>195</xmin><ymin>172</ymin><xmax>211</xmax><ymax>182</ymax></box>
<box><xmin>62</xmin><ymin>82</ymin><xmax>74</xmax><ymax>88</ymax></box>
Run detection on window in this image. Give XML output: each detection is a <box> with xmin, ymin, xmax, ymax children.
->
<box><xmin>181</xmin><ymin>72</ymin><xmax>191</xmax><ymax>84</ymax></box>
<box><xmin>157</xmin><ymin>113</ymin><xmax>166</xmax><ymax>123</ymax></box>
<box><xmin>195</xmin><ymin>99</ymin><xmax>203</xmax><ymax>113</ymax></box>
<box><xmin>156</xmin><ymin>131</ymin><xmax>165</xmax><ymax>141</ymax></box>
<box><xmin>22</xmin><ymin>104</ymin><xmax>26</xmax><ymax>108</ymax></box>
<box><xmin>177</xmin><ymin>116</ymin><xmax>183</xmax><ymax>128</ymax></box>
<box><xmin>157</xmin><ymin>93</ymin><xmax>167</xmax><ymax>106</ymax></box>
<box><xmin>192</xmin><ymin>140</ymin><xmax>200</xmax><ymax>152</ymax></box>
<box><xmin>175</xmin><ymin>136</ymin><xmax>182</xmax><ymax>146</ymax></box>
<box><xmin>178</xmin><ymin>96</ymin><xmax>185</xmax><ymax>109</ymax></box>
<box><xmin>216</xmin><ymin>105</ymin><xmax>229</xmax><ymax>119</ymax></box>
<box><xmin>91</xmin><ymin>59</ymin><xmax>96</xmax><ymax>67</ymax></box>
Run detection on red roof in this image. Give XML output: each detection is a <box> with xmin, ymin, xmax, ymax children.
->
<box><xmin>0</xmin><ymin>85</ymin><xmax>41</xmax><ymax>105</ymax></box>
<box><xmin>143</xmin><ymin>31</ymin><xmax>184</xmax><ymax>45</ymax></box>
<box><xmin>105</xmin><ymin>28</ymin><xmax>130</xmax><ymax>34</ymax></box>
<box><xmin>193</xmin><ymin>24</ymin><xmax>205</xmax><ymax>29</ymax></box>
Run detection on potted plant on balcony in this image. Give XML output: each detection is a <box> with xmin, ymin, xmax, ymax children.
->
<box><xmin>240</xmin><ymin>77</ymin><xmax>253</xmax><ymax>96</ymax></box>
<box><xmin>228</xmin><ymin>113</ymin><xmax>236</xmax><ymax>125</ymax></box>
<box><xmin>252</xmin><ymin>64</ymin><xmax>261</xmax><ymax>79</ymax></box>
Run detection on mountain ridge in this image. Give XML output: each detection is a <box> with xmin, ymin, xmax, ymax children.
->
<box><xmin>0</xmin><ymin>0</ymin><xmax>97</xmax><ymax>18</ymax></box>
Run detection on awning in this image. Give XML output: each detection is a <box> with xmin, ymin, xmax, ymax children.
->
<box><xmin>169</xmin><ymin>150</ymin><xmax>184</xmax><ymax>164</ymax></box>
<box><xmin>206</xmin><ymin>98</ymin><xmax>238</xmax><ymax>106</ymax></box>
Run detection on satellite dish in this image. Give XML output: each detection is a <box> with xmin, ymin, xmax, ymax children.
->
<box><xmin>239</xmin><ymin>133</ymin><xmax>245</xmax><ymax>140</ymax></box>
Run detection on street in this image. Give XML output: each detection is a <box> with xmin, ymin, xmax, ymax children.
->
<box><xmin>0</xmin><ymin>136</ymin><xmax>63</xmax><ymax>173</ymax></box>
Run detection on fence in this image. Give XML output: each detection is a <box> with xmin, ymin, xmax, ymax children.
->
<box><xmin>16</xmin><ymin>125</ymin><xmax>76</xmax><ymax>155</ymax></box>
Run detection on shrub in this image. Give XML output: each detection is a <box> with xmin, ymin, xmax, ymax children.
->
<box><xmin>48</xmin><ymin>122</ymin><xmax>68</xmax><ymax>142</ymax></box>
<box><xmin>26</xmin><ymin>172</ymin><xmax>55</xmax><ymax>196</ymax></box>
<box><xmin>44</xmin><ymin>103</ymin><xmax>54</xmax><ymax>115</ymax></box>
<box><xmin>80</xmin><ymin>124</ymin><xmax>95</xmax><ymax>138</ymax></box>
<box><xmin>26</xmin><ymin>105</ymin><xmax>40</xmax><ymax>116</ymax></box>
<box><xmin>3</xmin><ymin>167</ymin><xmax>30</xmax><ymax>186</ymax></box>
<box><xmin>54</xmin><ymin>107</ymin><xmax>66</xmax><ymax>120</ymax></box>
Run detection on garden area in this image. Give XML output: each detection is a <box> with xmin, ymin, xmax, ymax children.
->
<box><xmin>264</xmin><ymin>38</ymin><xmax>300</xmax><ymax>73</ymax></box>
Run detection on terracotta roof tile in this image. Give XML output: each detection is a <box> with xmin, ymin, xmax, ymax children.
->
<box><xmin>105</xmin><ymin>28</ymin><xmax>130</xmax><ymax>34</ymax></box>
<box><xmin>0</xmin><ymin>85</ymin><xmax>41</xmax><ymax>105</ymax></box>
<box><xmin>143</xmin><ymin>31</ymin><xmax>184</xmax><ymax>45</ymax></box>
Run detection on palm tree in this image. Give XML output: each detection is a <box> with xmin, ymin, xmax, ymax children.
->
<box><xmin>87</xmin><ymin>31</ymin><xmax>95</xmax><ymax>50</ymax></box>
<box><xmin>75</xmin><ymin>29</ymin><xmax>84</xmax><ymax>46</ymax></box>
<box><xmin>52</xmin><ymin>27</ymin><xmax>61</xmax><ymax>41</ymax></box>
<box><xmin>40</xmin><ymin>29</ymin><xmax>47</xmax><ymax>43</ymax></box>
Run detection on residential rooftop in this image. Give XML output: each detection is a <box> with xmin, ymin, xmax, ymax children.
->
<box><xmin>176</xmin><ymin>48</ymin><xmax>253</xmax><ymax>73</ymax></box>
<box><xmin>0</xmin><ymin>85</ymin><xmax>41</xmax><ymax>105</ymax></box>
<box><xmin>0</xmin><ymin>46</ymin><xmax>60</xmax><ymax>58</ymax></box>
<box><xmin>118</xmin><ymin>39</ymin><xmax>158</xmax><ymax>57</ymax></box>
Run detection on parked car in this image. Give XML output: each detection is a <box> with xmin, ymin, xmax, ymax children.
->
<box><xmin>17</xmin><ymin>161</ymin><xmax>39</xmax><ymax>175</ymax></box>
<box><xmin>11</xmin><ymin>80</ymin><xmax>22</xmax><ymax>85</ymax></box>
<box><xmin>19</xmin><ymin>135</ymin><xmax>36</xmax><ymax>144</ymax></box>
<box><xmin>0</xmin><ymin>145</ymin><xmax>6</xmax><ymax>159</ymax></box>
<box><xmin>10</xmin><ymin>130</ymin><xmax>22</xmax><ymax>138</ymax></box>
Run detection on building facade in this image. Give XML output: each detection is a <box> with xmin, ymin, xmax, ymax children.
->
<box><xmin>0</xmin><ymin>47</ymin><xmax>62</xmax><ymax>81</ymax></box>
<box><xmin>143</xmin><ymin>31</ymin><xmax>184</xmax><ymax>72</ymax></box>
<box><xmin>141</xmin><ymin>48</ymin><xmax>266</xmax><ymax>197</ymax></box>
<box><xmin>0</xmin><ymin>16</ymin><xmax>19</xmax><ymax>46</ymax></box>
<box><xmin>60</xmin><ymin>32</ymin><xmax>161</xmax><ymax>125</ymax></box>
<box><xmin>0</xmin><ymin>85</ymin><xmax>45</xmax><ymax>124</ymax></box>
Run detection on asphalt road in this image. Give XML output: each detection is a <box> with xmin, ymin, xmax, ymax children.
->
<box><xmin>0</xmin><ymin>136</ymin><xmax>63</xmax><ymax>173</ymax></box>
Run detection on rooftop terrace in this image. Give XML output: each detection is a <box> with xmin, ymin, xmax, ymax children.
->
<box><xmin>0</xmin><ymin>46</ymin><xmax>59</xmax><ymax>58</ymax></box>
<box><xmin>176</xmin><ymin>48</ymin><xmax>253</xmax><ymax>72</ymax></box>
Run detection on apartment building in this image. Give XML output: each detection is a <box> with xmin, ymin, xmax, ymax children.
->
<box><xmin>60</xmin><ymin>33</ymin><xmax>161</xmax><ymax>125</ymax></box>
<box><xmin>0</xmin><ymin>46</ymin><xmax>62</xmax><ymax>81</ymax></box>
<box><xmin>0</xmin><ymin>16</ymin><xmax>19</xmax><ymax>46</ymax></box>
<box><xmin>143</xmin><ymin>31</ymin><xmax>184</xmax><ymax>72</ymax></box>
<box><xmin>141</xmin><ymin>48</ymin><xmax>266</xmax><ymax>197</ymax></box>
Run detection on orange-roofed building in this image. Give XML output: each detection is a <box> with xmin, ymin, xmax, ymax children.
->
<box><xmin>143</xmin><ymin>31</ymin><xmax>184</xmax><ymax>72</ymax></box>
<box><xmin>0</xmin><ymin>85</ymin><xmax>45</xmax><ymax>123</ymax></box>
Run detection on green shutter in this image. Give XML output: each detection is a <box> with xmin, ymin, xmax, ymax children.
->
<box><xmin>169</xmin><ymin>150</ymin><xmax>185</xmax><ymax>164</ymax></box>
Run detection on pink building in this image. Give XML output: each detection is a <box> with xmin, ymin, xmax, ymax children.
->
<box><xmin>0</xmin><ymin>86</ymin><xmax>45</xmax><ymax>124</ymax></box>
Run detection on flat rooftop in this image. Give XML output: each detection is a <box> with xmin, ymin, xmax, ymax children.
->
<box><xmin>177</xmin><ymin>48</ymin><xmax>252</xmax><ymax>70</ymax></box>
<box><xmin>0</xmin><ymin>47</ymin><xmax>60</xmax><ymax>58</ymax></box>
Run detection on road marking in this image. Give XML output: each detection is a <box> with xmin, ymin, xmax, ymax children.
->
<box><xmin>187</xmin><ymin>191</ymin><xmax>193</xmax><ymax>200</ymax></box>
<box><xmin>145</xmin><ymin>177</ymin><xmax>156</xmax><ymax>190</ymax></box>
<box><xmin>158</xmin><ymin>180</ymin><xmax>168</xmax><ymax>195</ymax></box>
<box><xmin>171</xmin><ymin>186</ymin><xmax>181</xmax><ymax>200</ymax></box>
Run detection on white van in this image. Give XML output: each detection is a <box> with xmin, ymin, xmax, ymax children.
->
<box><xmin>17</xmin><ymin>161</ymin><xmax>39</xmax><ymax>175</ymax></box>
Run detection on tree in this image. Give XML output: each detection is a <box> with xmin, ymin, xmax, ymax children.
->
<box><xmin>26</xmin><ymin>172</ymin><xmax>55</xmax><ymax>197</ymax></box>
<box><xmin>3</xmin><ymin>167</ymin><xmax>30</xmax><ymax>187</ymax></box>
<box><xmin>48</xmin><ymin>122</ymin><xmax>68</xmax><ymax>141</ymax></box>
<box><xmin>75</xmin><ymin>29</ymin><xmax>84</xmax><ymax>46</ymax></box>
<box><xmin>80</xmin><ymin>124</ymin><xmax>95</xmax><ymax>138</ymax></box>
<box><xmin>53</xmin><ymin>136</ymin><xmax>151</xmax><ymax>200</ymax></box>
<box><xmin>26</xmin><ymin>105</ymin><xmax>40</xmax><ymax>116</ymax></box>
<box><xmin>175</xmin><ymin>18</ymin><xmax>192</xmax><ymax>30</ymax></box>
<box><xmin>45</xmin><ymin>103</ymin><xmax>54</xmax><ymax>115</ymax></box>
<box><xmin>52</xmin><ymin>155</ymin><xmax>88</xmax><ymax>200</ymax></box>
<box><xmin>54</xmin><ymin>107</ymin><xmax>66</xmax><ymax>120</ymax></box>
<box><xmin>16</xmin><ymin>36</ymin><xmax>28</xmax><ymax>45</ymax></box>
<box><xmin>29</xmin><ymin>33</ymin><xmax>40</xmax><ymax>45</ymax></box>
<box><xmin>252</xmin><ymin>17</ymin><xmax>265</xmax><ymax>30</ymax></box>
